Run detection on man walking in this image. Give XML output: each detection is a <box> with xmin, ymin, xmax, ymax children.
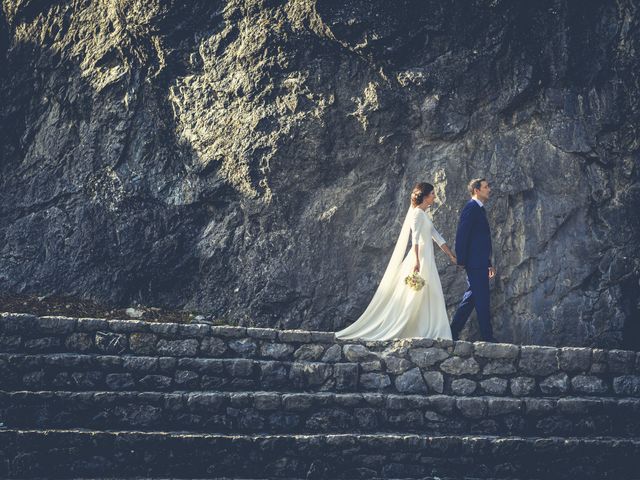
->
<box><xmin>451</xmin><ymin>178</ymin><xmax>496</xmax><ymax>342</ymax></box>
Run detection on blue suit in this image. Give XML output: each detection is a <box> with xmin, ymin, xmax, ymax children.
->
<box><xmin>451</xmin><ymin>200</ymin><xmax>494</xmax><ymax>341</ymax></box>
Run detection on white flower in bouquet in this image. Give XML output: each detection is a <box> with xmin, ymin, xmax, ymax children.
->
<box><xmin>404</xmin><ymin>271</ymin><xmax>426</xmax><ymax>291</ymax></box>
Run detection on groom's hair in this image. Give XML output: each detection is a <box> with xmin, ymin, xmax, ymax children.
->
<box><xmin>468</xmin><ymin>178</ymin><xmax>486</xmax><ymax>196</ymax></box>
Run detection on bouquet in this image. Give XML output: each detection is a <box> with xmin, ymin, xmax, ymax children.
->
<box><xmin>404</xmin><ymin>271</ymin><xmax>426</xmax><ymax>291</ymax></box>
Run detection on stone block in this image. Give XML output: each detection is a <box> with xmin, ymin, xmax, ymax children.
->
<box><xmin>343</xmin><ymin>344</ymin><xmax>378</xmax><ymax>362</ymax></box>
<box><xmin>452</xmin><ymin>341</ymin><xmax>474</xmax><ymax>357</ymax></box>
<box><xmin>186</xmin><ymin>392</ymin><xmax>226</xmax><ymax>410</ymax></box>
<box><xmin>590</xmin><ymin>349</ymin><xmax>608</xmax><ymax>374</ymax></box>
<box><xmin>360</xmin><ymin>372</ymin><xmax>391</xmax><ymax>390</ymax></box>
<box><xmin>423</xmin><ymin>371</ymin><xmax>444</xmax><ymax>394</ymax></box>
<box><xmin>483</xmin><ymin>359</ymin><xmax>516</xmax><ymax>375</ymax></box>
<box><xmin>294</xmin><ymin>344</ymin><xmax>325</xmax><ymax>361</ymax></box>
<box><xmin>0</xmin><ymin>335</ymin><xmax>21</xmax><ymax>351</ymax></box>
<box><xmin>487</xmin><ymin>397</ymin><xmax>522</xmax><ymax>416</ymax></box>
<box><xmin>260</xmin><ymin>342</ymin><xmax>294</xmax><ymax>360</ymax></box>
<box><xmin>409</xmin><ymin>347</ymin><xmax>449</xmax><ymax>368</ymax></box>
<box><xmin>139</xmin><ymin>375</ymin><xmax>172</xmax><ymax>390</ymax></box>
<box><xmin>456</xmin><ymin>397</ymin><xmax>486</xmax><ymax>418</ymax></box>
<box><xmin>310</xmin><ymin>332</ymin><xmax>336</xmax><ymax>343</ymax></box>
<box><xmin>24</xmin><ymin>337</ymin><xmax>62</xmax><ymax>351</ymax></box>
<box><xmin>278</xmin><ymin>330</ymin><xmax>312</xmax><ymax>343</ymax></box>
<box><xmin>174</xmin><ymin>370</ymin><xmax>200</xmax><ymax>387</ymax></box>
<box><xmin>519</xmin><ymin>346</ymin><xmax>559</xmax><ymax>376</ymax></box>
<box><xmin>123</xmin><ymin>356</ymin><xmax>158</xmax><ymax>372</ymax></box>
<box><xmin>65</xmin><ymin>332</ymin><xmax>93</xmax><ymax>352</ymax></box>
<box><xmin>229</xmin><ymin>392</ymin><xmax>252</xmax><ymax>408</ymax></box>
<box><xmin>559</xmin><ymin>347</ymin><xmax>591</xmax><ymax>373</ymax></box>
<box><xmin>22</xmin><ymin>370</ymin><xmax>46</xmax><ymax>388</ymax></box>
<box><xmin>361</xmin><ymin>360</ymin><xmax>382</xmax><ymax>372</ymax></box>
<box><xmin>71</xmin><ymin>371</ymin><xmax>103</xmax><ymax>389</ymax></box>
<box><xmin>106</xmin><ymin>373</ymin><xmax>135</xmax><ymax>390</ymax></box>
<box><xmin>34</xmin><ymin>316</ymin><xmax>76</xmax><ymax>335</ymax></box>
<box><xmin>259</xmin><ymin>361</ymin><xmax>289</xmax><ymax>388</ymax></box>
<box><xmin>334</xmin><ymin>363</ymin><xmax>358</xmax><ymax>391</ymax></box>
<box><xmin>321</xmin><ymin>344</ymin><xmax>342</xmax><ymax>362</ymax></box>
<box><xmin>607</xmin><ymin>350</ymin><xmax>636</xmax><ymax>374</ymax></box>
<box><xmin>109</xmin><ymin>319</ymin><xmax>148</xmax><ymax>333</ymax></box>
<box><xmin>192</xmin><ymin>336</ymin><xmax>224</xmax><ymax>358</ymax></box>
<box><xmin>156</xmin><ymin>339</ymin><xmax>198</xmax><ymax>357</ymax></box>
<box><xmin>480</xmin><ymin>377</ymin><xmax>508</xmax><ymax>395</ymax></box>
<box><xmin>440</xmin><ymin>357</ymin><xmax>480</xmax><ymax>375</ymax></box>
<box><xmin>289</xmin><ymin>362</ymin><xmax>332</xmax><ymax>387</ymax></box>
<box><xmin>0</xmin><ymin>313</ymin><xmax>37</xmax><ymax>334</ymax></box>
<box><xmin>282</xmin><ymin>393</ymin><xmax>313</xmax><ymax>411</ymax></box>
<box><xmin>383</xmin><ymin>355</ymin><xmax>412</xmax><ymax>375</ymax></box>
<box><xmin>613</xmin><ymin>376</ymin><xmax>640</xmax><ymax>396</ymax></box>
<box><xmin>539</xmin><ymin>373</ymin><xmax>569</xmax><ymax>395</ymax></box>
<box><xmin>149</xmin><ymin>323</ymin><xmax>180</xmax><ymax>335</ymax></box>
<box><xmin>524</xmin><ymin>398</ymin><xmax>556</xmax><ymax>415</ymax></box>
<box><xmin>226</xmin><ymin>359</ymin><xmax>254</xmax><ymax>378</ymax></box>
<box><xmin>394</xmin><ymin>368</ymin><xmax>427</xmax><ymax>393</ymax></box>
<box><xmin>210</xmin><ymin>326</ymin><xmax>246</xmax><ymax>338</ymax></box>
<box><xmin>571</xmin><ymin>375</ymin><xmax>609</xmax><ymax>395</ymax></box>
<box><xmin>332</xmin><ymin>393</ymin><xmax>362</xmax><ymax>408</ymax></box>
<box><xmin>178</xmin><ymin>323</ymin><xmax>210</xmax><ymax>338</ymax></box>
<box><xmin>228</xmin><ymin>338</ymin><xmax>258</xmax><ymax>357</ymax></box>
<box><xmin>253</xmin><ymin>392</ymin><xmax>281</xmax><ymax>411</ymax></box>
<box><xmin>95</xmin><ymin>332</ymin><xmax>129</xmax><ymax>354</ymax></box>
<box><xmin>451</xmin><ymin>378</ymin><xmax>477</xmax><ymax>395</ymax></box>
<box><xmin>178</xmin><ymin>358</ymin><xmax>225</xmax><ymax>375</ymax></box>
<box><xmin>76</xmin><ymin>318</ymin><xmax>109</xmax><ymax>332</ymax></box>
<box><xmin>158</xmin><ymin>357</ymin><xmax>177</xmax><ymax>370</ymax></box>
<box><xmin>246</xmin><ymin>327</ymin><xmax>278</xmax><ymax>340</ymax></box>
<box><xmin>474</xmin><ymin>342</ymin><xmax>519</xmax><ymax>359</ymax></box>
<box><xmin>557</xmin><ymin>398</ymin><xmax>603</xmax><ymax>416</ymax></box>
<box><xmin>129</xmin><ymin>333</ymin><xmax>158</xmax><ymax>355</ymax></box>
<box><xmin>426</xmin><ymin>395</ymin><xmax>456</xmax><ymax>414</ymax></box>
<box><xmin>510</xmin><ymin>377</ymin><xmax>536</xmax><ymax>396</ymax></box>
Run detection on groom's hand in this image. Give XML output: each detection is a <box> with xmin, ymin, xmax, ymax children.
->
<box><xmin>488</xmin><ymin>267</ymin><xmax>496</xmax><ymax>279</ymax></box>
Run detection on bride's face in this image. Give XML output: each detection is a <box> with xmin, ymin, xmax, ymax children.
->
<box><xmin>423</xmin><ymin>191</ymin><xmax>436</xmax><ymax>207</ymax></box>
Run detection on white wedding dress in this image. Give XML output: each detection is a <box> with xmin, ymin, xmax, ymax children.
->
<box><xmin>336</xmin><ymin>206</ymin><xmax>452</xmax><ymax>341</ymax></box>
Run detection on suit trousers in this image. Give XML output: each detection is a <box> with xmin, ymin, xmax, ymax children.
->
<box><xmin>450</xmin><ymin>268</ymin><xmax>494</xmax><ymax>341</ymax></box>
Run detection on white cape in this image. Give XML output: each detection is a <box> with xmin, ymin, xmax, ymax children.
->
<box><xmin>336</xmin><ymin>206</ymin><xmax>452</xmax><ymax>341</ymax></box>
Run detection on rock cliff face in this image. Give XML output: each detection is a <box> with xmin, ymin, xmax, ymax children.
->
<box><xmin>1</xmin><ymin>0</ymin><xmax>639</xmax><ymax>348</ymax></box>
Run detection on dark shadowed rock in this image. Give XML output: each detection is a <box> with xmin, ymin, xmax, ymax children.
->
<box><xmin>0</xmin><ymin>0</ymin><xmax>638</xmax><ymax>348</ymax></box>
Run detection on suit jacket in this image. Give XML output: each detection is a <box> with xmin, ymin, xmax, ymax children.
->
<box><xmin>455</xmin><ymin>199</ymin><xmax>492</xmax><ymax>269</ymax></box>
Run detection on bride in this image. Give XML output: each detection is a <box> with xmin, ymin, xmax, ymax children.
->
<box><xmin>336</xmin><ymin>183</ymin><xmax>456</xmax><ymax>341</ymax></box>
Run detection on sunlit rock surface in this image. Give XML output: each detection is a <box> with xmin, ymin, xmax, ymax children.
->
<box><xmin>1</xmin><ymin>0</ymin><xmax>638</xmax><ymax>348</ymax></box>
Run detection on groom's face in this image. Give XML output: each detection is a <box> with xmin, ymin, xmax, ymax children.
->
<box><xmin>475</xmin><ymin>181</ymin><xmax>491</xmax><ymax>202</ymax></box>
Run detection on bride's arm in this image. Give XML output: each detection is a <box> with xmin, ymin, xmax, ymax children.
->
<box><xmin>411</xmin><ymin>210</ymin><xmax>422</xmax><ymax>272</ymax></box>
<box><xmin>432</xmin><ymin>226</ymin><xmax>457</xmax><ymax>264</ymax></box>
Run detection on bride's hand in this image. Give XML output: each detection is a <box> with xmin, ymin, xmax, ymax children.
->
<box><xmin>449</xmin><ymin>254</ymin><xmax>457</xmax><ymax>265</ymax></box>
<box><xmin>413</xmin><ymin>263</ymin><xmax>420</xmax><ymax>273</ymax></box>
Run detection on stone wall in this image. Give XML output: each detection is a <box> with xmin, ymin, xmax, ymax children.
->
<box><xmin>2</xmin><ymin>312</ymin><xmax>640</xmax><ymax>478</ymax></box>
<box><xmin>2</xmin><ymin>313</ymin><xmax>639</xmax><ymax>398</ymax></box>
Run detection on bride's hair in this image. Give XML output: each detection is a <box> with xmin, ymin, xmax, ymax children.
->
<box><xmin>410</xmin><ymin>182</ymin><xmax>434</xmax><ymax>207</ymax></box>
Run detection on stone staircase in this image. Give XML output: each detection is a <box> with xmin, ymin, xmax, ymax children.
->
<box><xmin>0</xmin><ymin>313</ymin><xmax>639</xmax><ymax>479</ymax></box>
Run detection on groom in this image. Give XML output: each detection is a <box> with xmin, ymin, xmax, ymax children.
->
<box><xmin>451</xmin><ymin>178</ymin><xmax>496</xmax><ymax>342</ymax></box>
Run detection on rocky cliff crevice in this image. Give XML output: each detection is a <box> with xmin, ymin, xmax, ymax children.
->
<box><xmin>1</xmin><ymin>0</ymin><xmax>638</xmax><ymax>348</ymax></box>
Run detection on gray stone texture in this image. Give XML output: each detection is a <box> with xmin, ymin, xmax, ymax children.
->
<box><xmin>2</xmin><ymin>1</ymin><xmax>638</xmax><ymax>349</ymax></box>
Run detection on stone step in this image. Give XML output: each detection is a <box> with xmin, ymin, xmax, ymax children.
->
<box><xmin>1</xmin><ymin>312</ymin><xmax>639</xmax><ymax>398</ymax></box>
<box><xmin>0</xmin><ymin>429</ymin><xmax>637</xmax><ymax>479</ymax></box>
<box><xmin>3</xmin><ymin>352</ymin><xmax>640</xmax><ymax>399</ymax></box>
<box><xmin>2</xmin><ymin>390</ymin><xmax>639</xmax><ymax>437</ymax></box>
